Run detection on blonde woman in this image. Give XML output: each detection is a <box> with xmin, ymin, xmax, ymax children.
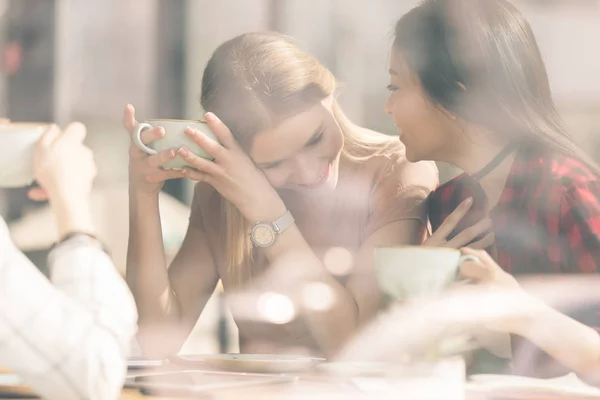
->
<box><xmin>125</xmin><ymin>32</ymin><xmax>443</xmax><ymax>358</ymax></box>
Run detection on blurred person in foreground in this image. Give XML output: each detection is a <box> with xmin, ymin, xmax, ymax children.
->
<box><xmin>123</xmin><ymin>32</ymin><xmax>454</xmax><ymax>359</ymax></box>
<box><xmin>377</xmin><ymin>0</ymin><xmax>600</xmax><ymax>381</ymax></box>
<box><xmin>0</xmin><ymin>122</ymin><xmax>137</xmax><ymax>400</ymax></box>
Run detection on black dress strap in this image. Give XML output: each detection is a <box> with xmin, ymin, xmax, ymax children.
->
<box><xmin>471</xmin><ymin>142</ymin><xmax>520</xmax><ymax>182</ymax></box>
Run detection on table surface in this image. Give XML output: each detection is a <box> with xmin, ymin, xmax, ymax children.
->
<box><xmin>1</xmin><ymin>365</ymin><xmax>597</xmax><ymax>400</ymax></box>
<box><xmin>116</xmin><ymin>386</ymin><xmax>592</xmax><ymax>400</ymax></box>
<box><xmin>117</xmin><ymin>366</ymin><xmax>596</xmax><ymax>400</ymax></box>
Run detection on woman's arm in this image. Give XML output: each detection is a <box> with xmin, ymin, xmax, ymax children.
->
<box><xmin>509</xmin><ymin>181</ymin><xmax>600</xmax><ymax>378</ymax></box>
<box><xmin>178</xmin><ymin>114</ymin><xmax>439</xmax><ymax>355</ymax></box>
<box><xmin>127</xmin><ymin>190</ymin><xmax>219</xmax><ymax>359</ymax></box>
<box><xmin>261</xmin><ymin>218</ymin><xmax>425</xmax><ymax>354</ymax></box>
<box><xmin>513</xmin><ymin>297</ymin><xmax>600</xmax><ymax>377</ymax></box>
<box><xmin>0</xmin><ymin>123</ymin><xmax>136</xmax><ymax>400</ymax></box>
<box><xmin>459</xmin><ymin>247</ymin><xmax>600</xmax><ymax>380</ymax></box>
<box><xmin>123</xmin><ymin>105</ymin><xmax>219</xmax><ymax>359</ymax></box>
<box><xmin>0</xmin><ymin>219</ymin><xmax>136</xmax><ymax>400</ymax></box>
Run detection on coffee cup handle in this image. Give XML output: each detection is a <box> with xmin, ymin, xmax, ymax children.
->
<box><xmin>458</xmin><ymin>254</ymin><xmax>479</xmax><ymax>265</ymax></box>
<box><xmin>456</xmin><ymin>254</ymin><xmax>480</xmax><ymax>284</ymax></box>
<box><xmin>132</xmin><ymin>123</ymin><xmax>158</xmax><ymax>155</ymax></box>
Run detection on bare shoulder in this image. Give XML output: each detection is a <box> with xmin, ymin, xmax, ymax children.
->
<box><xmin>388</xmin><ymin>141</ymin><xmax>438</xmax><ymax>191</ymax></box>
<box><xmin>353</xmin><ymin>130</ymin><xmax>439</xmax><ymax>192</ymax></box>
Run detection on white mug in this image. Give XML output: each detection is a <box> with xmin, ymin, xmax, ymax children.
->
<box><xmin>133</xmin><ymin>119</ymin><xmax>219</xmax><ymax>170</ymax></box>
<box><xmin>0</xmin><ymin>123</ymin><xmax>51</xmax><ymax>188</ymax></box>
<box><xmin>374</xmin><ymin>246</ymin><xmax>477</xmax><ymax>301</ymax></box>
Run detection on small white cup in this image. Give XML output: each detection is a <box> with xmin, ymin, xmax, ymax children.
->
<box><xmin>374</xmin><ymin>246</ymin><xmax>478</xmax><ymax>301</ymax></box>
<box><xmin>0</xmin><ymin>123</ymin><xmax>51</xmax><ymax>188</ymax></box>
<box><xmin>133</xmin><ymin>119</ymin><xmax>219</xmax><ymax>170</ymax></box>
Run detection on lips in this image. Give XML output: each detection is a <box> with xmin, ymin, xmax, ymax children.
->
<box><xmin>299</xmin><ymin>163</ymin><xmax>331</xmax><ymax>189</ymax></box>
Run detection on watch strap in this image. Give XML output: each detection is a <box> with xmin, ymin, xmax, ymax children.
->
<box><xmin>272</xmin><ymin>210</ymin><xmax>295</xmax><ymax>234</ymax></box>
<box><xmin>51</xmin><ymin>232</ymin><xmax>109</xmax><ymax>255</ymax></box>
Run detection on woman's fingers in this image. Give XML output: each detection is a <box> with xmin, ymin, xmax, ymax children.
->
<box><xmin>27</xmin><ymin>187</ymin><xmax>48</xmax><ymax>202</ymax></box>
<box><xmin>123</xmin><ymin>104</ymin><xmax>138</xmax><ymax>133</ymax></box>
<box><xmin>37</xmin><ymin>124</ymin><xmax>61</xmax><ymax>149</ymax></box>
<box><xmin>143</xmin><ymin>169</ymin><xmax>185</xmax><ymax>183</ymax></box>
<box><xmin>146</xmin><ymin>149</ymin><xmax>178</xmax><ymax>168</ymax></box>
<box><xmin>182</xmin><ymin>167</ymin><xmax>210</xmax><ymax>183</ymax></box>
<box><xmin>447</xmin><ymin>218</ymin><xmax>492</xmax><ymax>248</ymax></box>
<box><xmin>177</xmin><ymin>147</ymin><xmax>223</xmax><ymax>176</ymax></box>
<box><xmin>204</xmin><ymin>112</ymin><xmax>236</xmax><ymax>149</ymax></box>
<box><xmin>468</xmin><ymin>232</ymin><xmax>496</xmax><ymax>250</ymax></box>
<box><xmin>184</xmin><ymin>127</ymin><xmax>225</xmax><ymax>161</ymax></box>
<box><xmin>128</xmin><ymin>126</ymin><xmax>164</xmax><ymax>159</ymax></box>
<box><xmin>139</xmin><ymin>126</ymin><xmax>165</xmax><ymax>145</ymax></box>
<box><xmin>434</xmin><ymin>197</ymin><xmax>474</xmax><ymax>240</ymax></box>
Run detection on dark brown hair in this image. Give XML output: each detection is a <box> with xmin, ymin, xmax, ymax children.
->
<box><xmin>394</xmin><ymin>0</ymin><xmax>600</xmax><ymax>174</ymax></box>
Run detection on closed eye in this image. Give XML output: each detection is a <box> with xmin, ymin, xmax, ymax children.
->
<box><xmin>260</xmin><ymin>160</ymin><xmax>282</xmax><ymax>170</ymax></box>
<box><xmin>258</xmin><ymin>126</ymin><xmax>324</xmax><ymax>170</ymax></box>
<box><xmin>306</xmin><ymin>131</ymin><xmax>324</xmax><ymax>147</ymax></box>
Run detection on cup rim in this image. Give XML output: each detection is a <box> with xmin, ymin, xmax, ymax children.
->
<box><xmin>374</xmin><ymin>245</ymin><xmax>458</xmax><ymax>253</ymax></box>
<box><xmin>146</xmin><ymin>118</ymin><xmax>207</xmax><ymax>124</ymax></box>
<box><xmin>0</xmin><ymin>122</ymin><xmax>52</xmax><ymax>130</ymax></box>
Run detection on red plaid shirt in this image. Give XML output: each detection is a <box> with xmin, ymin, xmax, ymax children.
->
<box><xmin>428</xmin><ymin>145</ymin><xmax>600</xmax><ymax>378</ymax></box>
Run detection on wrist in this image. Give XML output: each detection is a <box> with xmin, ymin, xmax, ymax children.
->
<box><xmin>244</xmin><ymin>195</ymin><xmax>287</xmax><ymax>223</ymax></box>
<box><xmin>129</xmin><ymin>181</ymin><xmax>161</xmax><ymax>197</ymax></box>
<box><xmin>50</xmin><ymin>196</ymin><xmax>96</xmax><ymax>239</ymax></box>
<box><xmin>510</xmin><ymin>293</ymin><xmax>546</xmax><ymax>336</ymax></box>
<box><xmin>129</xmin><ymin>184</ymin><xmax>160</xmax><ymax>202</ymax></box>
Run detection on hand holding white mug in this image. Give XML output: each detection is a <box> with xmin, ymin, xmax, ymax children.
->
<box><xmin>457</xmin><ymin>248</ymin><xmax>531</xmax><ymax>333</ymax></box>
<box><xmin>123</xmin><ymin>104</ymin><xmax>185</xmax><ymax>195</ymax></box>
<box><xmin>424</xmin><ymin>197</ymin><xmax>495</xmax><ymax>249</ymax></box>
<box><xmin>29</xmin><ymin>123</ymin><xmax>97</xmax><ymax>238</ymax></box>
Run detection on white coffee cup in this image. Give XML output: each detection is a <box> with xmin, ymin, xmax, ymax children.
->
<box><xmin>0</xmin><ymin>123</ymin><xmax>51</xmax><ymax>188</ymax></box>
<box><xmin>133</xmin><ymin>119</ymin><xmax>219</xmax><ymax>170</ymax></box>
<box><xmin>374</xmin><ymin>246</ymin><xmax>478</xmax><ymax>301</ymax></box>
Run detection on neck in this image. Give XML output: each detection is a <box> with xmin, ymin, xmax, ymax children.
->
<box><xmin>447</xmin><ymin>131</ymin><xmax>511</xmax><ymax>176</ymax></box>
<box><xmin>446</xmin><ymin>127</ymin><xmax>517</xmax><ymax>208</ymax></box>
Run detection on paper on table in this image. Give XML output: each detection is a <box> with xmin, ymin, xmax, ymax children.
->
<box><xmin>0</xmin><ymin>373</ymin><xmax>35</xmax><ymax>398</ymax></box>
<box><xmin>0</xmin><ymin>374</ymin><xmax>23</xmax><ymax>386</ymax></box>
<box><xmin>469</xmin><ymin>373</ymin><xmax>600</xmax><ymax>397</ymax></box>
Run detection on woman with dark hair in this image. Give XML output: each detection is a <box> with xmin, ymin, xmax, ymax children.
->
<box><xmin>387</xmin><ymin>0</ymin><xmax>600</xmax><ymax>379</ymax></box>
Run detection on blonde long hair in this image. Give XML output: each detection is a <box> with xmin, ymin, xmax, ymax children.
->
<box><xmin>200</xmin><ymin>32</ymin><xmax>394</xmax><ymax>284</ymax></box>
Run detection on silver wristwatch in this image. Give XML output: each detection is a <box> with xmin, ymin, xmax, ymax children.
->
<box><xmin>250</xmin><ymin>210</ymin><xmax>295</xmax><ymax>248</ymax></box>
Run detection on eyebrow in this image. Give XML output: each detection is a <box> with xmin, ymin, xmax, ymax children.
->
<box><xmin>255</xmin><ymin>122</ymin><xmax>325</xmax><ymax>168</ymax></box>
<box><xmin>389</xmin><ymin>68</ymin><xmax>399</xmax><ymax>76</ymax></box>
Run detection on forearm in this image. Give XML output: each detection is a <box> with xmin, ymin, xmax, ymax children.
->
<box><xmin>49</xmin><ymin>194</ymin><xmax>96</xmax><ymax>239</ymax></box>
<box><xmin>0</xmin><ymin>226</ymin><xmax>134</xmax><ymax>400</ymax></box>
<box><xmin>50</xmin><ymin>237</ymin><xmax>137</xmax><ymax>344</ymax></box>
<box><xmin>6</xmin><ymin>303</ymin><xmax>132</xmax><ymax>400</ymax></box>
<box><xmin>515</xmin><ymin>298</ymin><xmax>600</xmax><ymax>376</ymax></box>
<box><xmin>49</xmin><ymin>194</ymin><xmax>138</xmax><ymax>345</ymax></box>
<box><xmin>126</xmin><ymin>188</ymin><xmax>180</xmax><ymax>328</ymax></box>
<box><xmin>262</xmin><ymin>224</ymin><xmax>358</xmax><ymax>356</ymax></box>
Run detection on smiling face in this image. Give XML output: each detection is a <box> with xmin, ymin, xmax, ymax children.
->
<box><xmin>249</xmin><ymin>97</ymin><xmax>344</xmax><ymax>197</ymax></box>
<box><xmin>384</xmin><ymin>48</ymin><xmax>460</xmax><ymax>163</ymax></box>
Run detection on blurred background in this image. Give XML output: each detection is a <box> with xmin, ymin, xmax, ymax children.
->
<box><xmin>0</xmin><ymin>0</ymin><xmax>599</xmax><ymax>355</ymax></box>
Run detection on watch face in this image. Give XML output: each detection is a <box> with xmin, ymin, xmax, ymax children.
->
<box><xmin>251</xmin><ymin>224</ymin><xmax>276</xmax><ymax>247</ymax></box>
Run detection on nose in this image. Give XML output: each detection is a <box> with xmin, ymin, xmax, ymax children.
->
<box><xmin>293</xmin><ymin>155</ymin><xmax>320</xmax><ymax>185</ymax></box>
<box><xmin>384</xmin><ymin>96</ymin><xmax>393</xmax><ymax>115</ymax></box>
